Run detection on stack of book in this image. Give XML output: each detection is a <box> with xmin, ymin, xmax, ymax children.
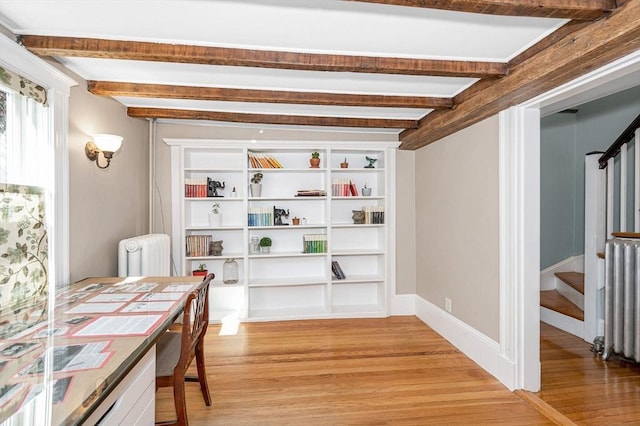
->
<box><xmin>296</xmin><ymin>189</ymin><xmax>326</xmax><ymax>197</ymax></box>
<box><xmin>303</xmin><ymin>234</ymin><xmax>327</xmax><ymax>253</ymax></box>
<box><xmin>331</xmin><ymin>178</ymin><xmax>358</xmax><ymax>196</ymax></box>
<box><xmin>363</xmin><ymin>205</ymin><xmax>385</xmax><ymax>224</ymax></box>
<box><xmin>248</xmin><ymin>207</ymin><xmax>274</xmax><ymax>226</ymax></box>
<box><xmin>248</xmin><ymin>152</ymin><xmax>283</xmax><ymax>168</ymax></box>
<box><xmin>331</xmin><ymin>260</ymin><xmax>346</xmax><ymax>279</ymax></box>
<box><xmin>185</xmin><ymin>235</ymin><xmax>211</xmax><ymax>257</ymax></box>
<box><xmin>184</xmin><ymin>178</ymin><xmax>208</xmax><ymax>197</ymax></box>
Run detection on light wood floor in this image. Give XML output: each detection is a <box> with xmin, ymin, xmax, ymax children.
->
<box><xmin>155</xmin><ymin>317</ymin><xmax>639</xmax><ymax>425</ymax></box>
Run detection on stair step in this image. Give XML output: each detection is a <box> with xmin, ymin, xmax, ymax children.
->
<box><xmin>540</xmin><ymin>290</ymin><xmax>584</xmax><ymax>321</ymax></box>
<box><xmin>554</xmin><ymin>271</ymin><xmax>584</xmax><ymax>295</ymax></box>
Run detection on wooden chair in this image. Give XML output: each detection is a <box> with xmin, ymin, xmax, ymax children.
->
<box><xmin>155</xmin><ymin>273</ymin><xmax>214</xmax><ymax>426</ymax></box>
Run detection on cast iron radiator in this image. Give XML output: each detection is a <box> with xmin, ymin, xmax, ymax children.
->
<box><xmin>602</xmin><ymin>237</ymin><xmax>640</xmax><ymax>362</ymax></box>
<box><xmin>118</xmin><ymin>233</ymin><xmax>171</xmax><ymax>277</ymax></box>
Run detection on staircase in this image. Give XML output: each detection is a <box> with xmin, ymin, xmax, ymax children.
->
<box><xmin>540</xmin><ymin>272</ymin><xmax>584</xmax><ymax>338</ymax></box>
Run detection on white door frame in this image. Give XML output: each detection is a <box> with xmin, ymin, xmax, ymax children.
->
<box><xmin>501</xmin><ymin>50</ymin><xmax>640</xmax><ymax>391</ymax></box>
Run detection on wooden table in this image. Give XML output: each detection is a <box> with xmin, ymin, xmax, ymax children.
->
<box><xmin>0</xmin><ymin>276</ymin><xmax>203</xmax><ymax>425</ymax></box>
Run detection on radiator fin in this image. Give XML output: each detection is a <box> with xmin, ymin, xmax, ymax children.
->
<box><xmin>118</xmin><ymin>234</ymin><xmax>171</xmax><ymax>277</ymax></box>
<box><xmin>603</xmin><ymin>238</ymin><xmax>640</xmax><ymax>362</ymax></box>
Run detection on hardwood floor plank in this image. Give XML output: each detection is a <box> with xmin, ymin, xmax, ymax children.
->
<box><xmin>156</xmin><ymin>317</ymin><xmax>554</xmax><ymax>425</ymax></box>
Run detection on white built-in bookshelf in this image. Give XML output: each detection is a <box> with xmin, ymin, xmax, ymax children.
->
<box><xmin>165</xmin><ymin>139</ymin><xmax>398</xmax><ymax>322</ymax></box>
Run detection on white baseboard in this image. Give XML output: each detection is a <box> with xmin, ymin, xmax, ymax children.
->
<box><xmin>540</xmin><ymin>307</ymin><xmax>584</xmax><ymax>339</ymax></box>
<box><xmin>390</xmin><ymin>294</ymin><xmax>415</xmax><ymax>315</ymax></box>
<box><xmin>415</xmin><ymin>295</ymin><xmax>516</xmax><ymax>390</ymax></box>
<box><xmin>540</xmin><ymin>255</ymin><xmax>584</xmax><ymax>291</ymax></box>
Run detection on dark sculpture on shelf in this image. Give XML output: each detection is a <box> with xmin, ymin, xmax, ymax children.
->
<box><xmin>352</xmin><ymin>210</ymin><xmax>365</xmax><ymax>224</ymax></box>
<box><xmin>274</xmin><ymin>206</ymin><xmax>290</xmax><ymax>226</ymax></box>
<box><xmin>364</xmin><ymin>156</ymin><xmax>378</xmax><ymax>168</ymax></box>
<box><xmin>207</xmin><ymin>179</ymin><xmax>225</xmax><ymax>197</ymax></box>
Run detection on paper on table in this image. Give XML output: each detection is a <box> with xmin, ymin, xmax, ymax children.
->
<box><xmin>86</xmin><ymin>293</ymin><xmax>138</xmax><ymax>303</ymax></box>
<box><xmin>65</xmin><ymin>302</ymin><xmax>126</xmax><ymax>314</ymax></box>
<box><xmin>163</xmin><ymin>284</ymin><xmax>195</xmax><ymax>293</ymax></box>
<box><xmin>73</xmin><ymin>315</ymin><xmax>163</xmax><ymax>337</ymax></box>
<box><xmin>137</xmin><ymin>292</ymin><xmax>182</xmax><ymax>302</ymax></box>
<box><xmin>121</xmin><ymin>301</ymin><xmax>175</xmax><ymax>313</ymax></box>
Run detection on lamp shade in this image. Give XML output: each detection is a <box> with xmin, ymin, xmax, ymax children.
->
<box><xmin>92</xmin><ymin>134</ymin><xmax>123</xmax><ymax>153</ymax></box>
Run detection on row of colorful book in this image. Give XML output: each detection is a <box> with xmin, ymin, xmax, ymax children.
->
<box><xmin>248</xmin><ymin>207</ymin><xmax>275</xmax><ymax>226</ymax></box>
<box><xmin>331</xmin><ymin>260</ymin><xmax>346</xmax><ymax>279</ymax></box>
<box><xmin>303</xmin><ymin>234</ymin><xmax>328</xmax><ymax>253</ymax></box>
<box><xmin>184</xmin><ymin>178</ymin><xmax>209</xmax><ymax>198</ymax></box>
<box><xmin>185</xmin><ymin>234</ymin><xmax>211</xmax><ymax>257</ymax></box>
<box><xmin>248</xmin><ymin>152</ymin><xmax>283</xmax><ymax>168</ymax></box>
<box><xmin>332</xmin><ymin>178</ymin><xmax>358</xmax><ymax>196</ymax></box>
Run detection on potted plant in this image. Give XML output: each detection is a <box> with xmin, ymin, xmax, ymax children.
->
<box><xmin>361</xmin><ymin>182</ymin><xmax>372</xmax><ymax>196</ymax></box>
<box><xmin>259</xmin><ymin>237</ymin><xmax>272</xmax><ymax>253</ymax></box>
<box><xmin>193</xmin><ymin>263</ymin><xmax>208</xmax><ymax>277</ymax></box>
<box><xmin>310</xmin><ymin>151</ymin><xmax>320</xmax><ymax>168</ymax></box>
<box><xmin>208</xmin><ymin>202</ymin><xmax>221</xmax><ymax>226</ymax></box>
<box><xmin>251</xmin><ymin>172</ymin><xmax>263</xmax><ymax>197</ymax></box>
<box><xmin>340</xmin><ymin>157</ymin><xmax>349</xmax><ymax>168</ymax></box>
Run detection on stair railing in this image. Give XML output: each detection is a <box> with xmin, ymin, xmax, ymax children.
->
<box><xmin>584</xmin><ymin>113</ymin><xmax>640</xmax><ymax>343</ymax></box>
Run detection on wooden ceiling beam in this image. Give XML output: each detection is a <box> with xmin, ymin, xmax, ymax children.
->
<box><xmin>20</xmin><ymin>35</ymin><xmax>507</xmax><ymax>78</ymax></box>
<box><xmin>400</xmin><ymin>0</ymin><xmax>640</xmax><ymax>150</ymax></box>
<box><xmin>348</xmin><ymin>0</ymin><xmax>616</xmax><ymax>20</ymax></box>
<box><xmin>88</xmin><ymin>81</ymin><xmax>452</xmax><ymax>109</ymax></box>
<box><xmin>127</xmin><ymin>107</ymin><xmax>417</xmax><ymax>129</ymax></box>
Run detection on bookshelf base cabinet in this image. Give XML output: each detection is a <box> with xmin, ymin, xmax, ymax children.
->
<box><xmin>165</xmin><ymin>139</ymin><xmax>398</xmax><ymax>322</ymax></box>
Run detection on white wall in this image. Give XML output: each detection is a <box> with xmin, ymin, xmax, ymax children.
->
<box><xmin>414</xmin><ymin>115</ymin><xmax>500</xmax><ymax>341</ymax></box>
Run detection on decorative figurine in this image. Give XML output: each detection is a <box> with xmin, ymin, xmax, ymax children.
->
<box><xmin>210</xmin><ymin>240</ymin><xmax>223</xmax><ymax>256</ymax></box>
<box><xmin>207</xmin><ymin>179</ymin><xmax>225</xmax><ymax>197</ymax></box>
<box><xmin>352</xmin><ymin>210</ymin><xmax>365</xmax><ymax>224</ymax></box>
<box><xmin>364</xmin><ymin>156</ymin><xmax>377</xmax><ymax>168</ymax></box>
<box><xmin>274</xmin><ymin>206</ymin><xmax>290</xmax><ymax>225</ymax></box>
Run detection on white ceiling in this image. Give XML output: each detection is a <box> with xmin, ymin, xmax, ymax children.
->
<box><xmin>0</xmin><ymin>0</ymin><xmax>569</xmax><ymax>133</ymax></box>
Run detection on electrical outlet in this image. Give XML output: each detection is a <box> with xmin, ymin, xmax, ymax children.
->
<box><xmin>445</xmin><ymin>297</ymin><xmax>452</xmax><ymax>313</ymax></box>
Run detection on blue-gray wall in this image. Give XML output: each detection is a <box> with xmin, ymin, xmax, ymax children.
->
<box><xmin>540</xmin><ymin>86</ymin><xmax>640</xmax><ymax>270</ymax></box>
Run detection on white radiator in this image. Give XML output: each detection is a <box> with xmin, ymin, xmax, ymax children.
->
<box><xmin>118</xmin><ymin>234</ymin><xmax>171</xmax><ymax>277</ymax></box>
<box><xmin>603</xmin><ymin>237</ymin><xmax>640</xmax><ymax>362</ymax></box>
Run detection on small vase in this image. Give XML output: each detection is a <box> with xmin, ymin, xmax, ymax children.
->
<box><xmin>223</xmin><ymin>258</ymin><xmax>239</xmax><ymax>284</ymax></box>
<box><xmin>310</xmin><ymin>158</ymin><xmax>320</xmax><ymax>168</ymax></box>
<box><xmin>259</xmin><ymin>246</ymin><xmax>270</xmax><ymax>253</ymax></box>
<box><xmin>362</xmin><ymin>187</ymin><xmax>372</xmax><ymax>196</ymax></box>
<box><xmin>208</xmin><ymin>212</ymin><xmax>221</xmax><ymax>227</ymax></box>
<box><xmin>250</xmin><ymin>183</ymin><xmax>262</xmax><ymax>197</ymax></box>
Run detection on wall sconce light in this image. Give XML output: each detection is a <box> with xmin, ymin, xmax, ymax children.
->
<box><xmin>85</xmin><ymin>134</ymin><xmax>123</xmax><ymax>169</ymax></box>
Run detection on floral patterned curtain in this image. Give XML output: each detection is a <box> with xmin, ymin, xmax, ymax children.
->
<box><xmin>0</xmin><ymin>184</ymin><xmax>48</xmax><ymax>316</ymax></box>
<box><xmin>0</xmin><ymin>66</ymin><xmax>48</xmax><ymax>106</ymax></box>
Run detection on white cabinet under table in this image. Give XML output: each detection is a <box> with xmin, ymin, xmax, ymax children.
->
<box><xmin>166</xmin><ymin>139</ymin><xmax>398</xmax><ymax>322</ymax></box>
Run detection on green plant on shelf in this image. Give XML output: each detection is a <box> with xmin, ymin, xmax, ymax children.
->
<box><xmin>311</xmin><ymin>151</ymin><xmax>320</xmax><ymax>159</ymax></box>
<box><xmin>251</xmin><ymin>172</ymin><xmax>263</xmax><ymax>184</ymax></box>
<box><xmin>259</xmin><ymin>237</ymin><xmax>272</xmax><ymax>247</ymax></box>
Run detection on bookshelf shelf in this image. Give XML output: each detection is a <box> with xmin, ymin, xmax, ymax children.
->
<box><xmin>166</xmin><ymin>139</ymin><xmax>397</xmax><ymax>322</ymax></box>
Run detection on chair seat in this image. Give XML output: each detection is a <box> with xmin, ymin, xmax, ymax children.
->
<box><xmin>156</xmin><ymin>331</ymin><xmax>182</xmax><ymax>377</ymax></box>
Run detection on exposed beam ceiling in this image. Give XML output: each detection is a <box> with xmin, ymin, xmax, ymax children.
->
<box><xmin>5</xmin><ymin>0</ymin><xmax>637</xmax><ymax>150</ymax></box>
<box><xmin>400</xmin><ymin>0</ymin><xmax>640</xmax><ymax>148</ymax></box>
<box><xmin>20</xmin><ymin>36</ymin><xmax>508</xmax><ymax>78</ymax></box>
<box><xmin>349</xmin><ymin>0</ymin><xmax>616</xmax><ymax>20</ymax></box>
<box><xmin>88</xmin><ymin>81</ymin><xmax>454</xmax><ymax>109</ymax></box>
<box><xmin>127</xmin><ymin>107</ymin><xmax>418</xmax><ymax>129</ymax></box>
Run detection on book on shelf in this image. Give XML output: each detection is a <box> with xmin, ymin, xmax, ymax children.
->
<box><xmin>248</xmin><ymin>152</ymin><xmax>283</xmax><ymax>169</ymax></box>
<box><xmin>184</xmin><ymin>178</ymin><xmax>208</xmax><ymax>198</ymax></box>
<box><xmin>331</xmin><ymin>260</ymin><xmax>346</xmax><ymax>279</ymax></box>
<box><xmin>296</xmin><ymin>189</ymin><xmax>326</xmax><ymax>197</ymax></box>
<box><xmin>332</xmin><ymin>178</ymin><xmax>358</xmax><ymax>197</ymax></box>
<box><xmin>248</xmin><ymin>207</ymin><xmax>274</xmax><ymax>227</ymax></box>
<box><xmin>186</xmin><ymin>235</ymin><xmax>211</xmax><ymax>257</ymax></box>
<box><xmin>362</xmin><ymin>205</ymin><xmax>384</xmax><ymax>224</ymax></box>
<box><xmin>303</xmin><ymin>234</ymin><xmax>327</xmax><ymax>253</ymax></box>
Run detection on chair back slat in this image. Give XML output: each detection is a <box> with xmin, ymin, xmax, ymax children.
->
<box><xmin>179</xmin><ymin>274</ymin><xmax>212</xmax><ymax>370</ymax></box>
